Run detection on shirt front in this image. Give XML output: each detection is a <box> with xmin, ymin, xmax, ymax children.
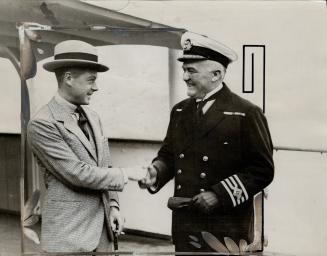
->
<box><xmin>196</xmin><ymin>82</ymin><xmax>223</xmax><ymax>114</ymax></box>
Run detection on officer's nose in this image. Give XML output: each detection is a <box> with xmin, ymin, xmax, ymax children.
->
<box><xmin>183</xmin><ymin>71</ymin><xmax>190</xmax><ymax>82</ymax></box>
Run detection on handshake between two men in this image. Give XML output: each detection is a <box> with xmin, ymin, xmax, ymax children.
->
<box><xmin>126</xmin><ymin>165</ymin><xmax>219</xmax><ymax>214</ymax></box>
<box><xmin>27</xmin><ymin>36</ymin><xmax>274</xmax><ymax>253</ymax></box>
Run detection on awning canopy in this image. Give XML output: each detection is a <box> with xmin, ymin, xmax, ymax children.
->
<box><xmin>0</xmin><ymin>0</ymin><xmax>185</xmax><ymax>62</ymax></box>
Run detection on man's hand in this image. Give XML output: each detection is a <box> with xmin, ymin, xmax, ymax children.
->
<box><xmin>109</xmin><ymin>207</ymin><xmax>124</xmax><ymax>236</ymax></box>
<box><xmin>138</xmin><ymin>165</ymin><xmax>158</xmax><ymax>189</ymax></box>
<box><xmin>192</xmin><ymin>191</ymin><xmax>219</xmax><ymax>213</ymax></box>
<box><xmin>123</xmin><ymin>166</ymin><xmax>148</xmax><ymax>182</ymax></box>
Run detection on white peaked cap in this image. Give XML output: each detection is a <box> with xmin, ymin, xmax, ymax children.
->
<box><xmin>178</xmin><ymin>32</ymin><xmax>238</xmax><ymax>68</ymax></box>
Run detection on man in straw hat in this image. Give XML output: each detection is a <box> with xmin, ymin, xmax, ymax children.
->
<box><xmin>139</xmin><ymin>32</ymin><xmax>274</xmax><ymax>253</ymax></box>
<box><xmin>27</xmin><ymin>40</ymin><xmax>142</xmax><ymax>253</ymax></box>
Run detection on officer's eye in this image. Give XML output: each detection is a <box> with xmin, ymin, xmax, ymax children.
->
<box><xmin>186</xmin><ymin>68</ymin><xmax>197</xmax><ymax>74</ymax></box>
<box><xmin>87</xmin><ymin>76</ymin><xmax>96</xmax><ymax>83</ymax></box>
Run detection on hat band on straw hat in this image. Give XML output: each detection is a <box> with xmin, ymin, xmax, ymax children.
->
<box><xmin>183</xmin><ymin>45</ymin><xmax>231</xmax><ymax>68</ymax></box>
<box><xmin>55</xmin><ymin>52</ymin><xmax>98</xmax><ymax>62</ymax></box>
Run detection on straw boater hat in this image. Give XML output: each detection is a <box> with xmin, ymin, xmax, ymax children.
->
<box><xmin>177</xmin><ymin>32</ymin><xmax>238</xmax><ymax>68</ymax></box>
<box><xmin>43</xmin><ymin>40</ymin><xmax>109</xmax><ymax>72</ymax></box>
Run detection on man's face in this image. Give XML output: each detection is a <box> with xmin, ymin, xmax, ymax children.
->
<box><xmin>182</xmin><ymin>60</ymin><xmax>218</xmax><ymax>99</ymax></box>
<box><xmin>67</xmin><ymin>69</ymin><xmax>98</xmax><ymax>105</ymax></box>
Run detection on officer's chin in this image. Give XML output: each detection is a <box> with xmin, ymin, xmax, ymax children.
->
<box><xmin>187</xmin><ymin>88</ymin><xmax>197</xmax><ymax>98</ymax></box>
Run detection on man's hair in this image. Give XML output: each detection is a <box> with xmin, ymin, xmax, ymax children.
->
<box><xmin>54</xmin><ymin>67</ymin><xmax>96</xmax><ymax>87</ymax></box>
<box><xmin>203</xmin><ymin>60</ymin><xmax>226</xmax><ymax>82</ymax></box>
<box><xmin>54</xmin><ymin>67</ymin><xmax>70</xmax><ymax>86</ymax></box>
<box><xmin>208</xmin><ymin>61</ymin><xmax>226</xmax><ymax>74</ymax></box>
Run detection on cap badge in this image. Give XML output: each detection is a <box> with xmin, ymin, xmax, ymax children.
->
<box><xmin>183</xmin><ymin>39</ymin><xmax>192</xmax><ymax>51</ymax></box>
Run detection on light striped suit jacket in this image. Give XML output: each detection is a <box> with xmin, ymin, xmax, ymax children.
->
<box><xmin>27</xmin><ymin>97</ymin><xmax>124</xmax><ymax>252</ymax></box>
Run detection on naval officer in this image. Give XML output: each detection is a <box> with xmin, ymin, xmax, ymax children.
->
<box><xmin>139</xmin><ymin>32</ymin><xmax>274</xmax><ymax>253</ymax></box>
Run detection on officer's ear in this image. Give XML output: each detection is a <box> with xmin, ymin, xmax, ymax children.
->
<box><xmin>212</xmin><ymin>76</ymin><xmax>218</xmax><ymax>82</ymax></box>
<box><xmin>211</xmin><ymin>70</ymin><xmax>222</xmax><ymax>82</ymax></box>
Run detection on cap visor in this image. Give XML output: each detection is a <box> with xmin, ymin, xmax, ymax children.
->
<box><xmin>177</xmin><ymin>54</ymin><xmax>207</xmax><ymax>62</ymax></box>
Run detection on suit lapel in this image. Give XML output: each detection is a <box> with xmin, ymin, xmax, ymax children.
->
<box><xmin>48</xmin><ymin>98</ymin><xmax>97</xmax><ymax>161</ymax></box>
<box><xmin>82</xmin><ymin>107</ymin><xmax>103</xmax><ymax>166</ymax></box>
<box><xmin>196</xmin><ymin>100</ymin><xmax>226</xmax><ymax>138</ymax></box>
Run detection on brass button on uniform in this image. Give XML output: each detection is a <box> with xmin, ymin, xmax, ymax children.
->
<box><xmin>177</xmin><ymin>169</ymin><xmax>182</xmax><ymax>175</ymax></box>
<box><xmin>179</xmin><ymin>153</ymin><xmax>185</xmax><ymax>159</ymax></box>
<box><xmin>200</xmin><ymin>188</ymin><xmax>205</xmax><ymax>193</ymax></box>
<box><xmin>202</xmin><ymin>156</ymin><xmax>209</xmax><ymax>162</ymax></box>
<box><xmin>200</xmin><ymin>172</ymin><xmax>206</xmax><ymax>179</ymax></box>
<box><xmin>177</xmin><ymin>185</ymin><xmax>182</xmax><ymax>190</ymax></box>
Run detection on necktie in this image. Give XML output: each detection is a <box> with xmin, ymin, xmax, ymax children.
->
<box><xmin>196</xmin><ymin>100</ymin><xmax>207</xmax><ymax>120</ymax></box>
<box><xmin>196</xmin><ymin>93</ymin><xmax>217</xmax><ymax>120</ymax></box>
<box><xmin>75</xmin><ymin>106</ymin><xmax>90</xmax><ymax>140</ymax></box>
<box><xmin>195</xmin><ymin>91</ymin><xmax>220</xmax><ymax>121</ymax></box>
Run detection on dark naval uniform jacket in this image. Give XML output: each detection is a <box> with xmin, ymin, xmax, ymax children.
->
<box><xmin>150</xmin><ymin>84</ymin><xmax>274</xmax><ymax>251</ymax></box>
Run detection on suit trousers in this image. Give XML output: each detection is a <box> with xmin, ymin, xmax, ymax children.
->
<box><xmin>94</xmin><ymin>223</ymin><xmax>112</xmax><ymax>252</ymax></box>
<box><xmin>45</xmin><ymin>224</ymin><xmax>112</xmax><ymax>256</ymax></box>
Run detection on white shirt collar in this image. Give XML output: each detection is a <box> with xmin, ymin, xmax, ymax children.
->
<box><xmin>196</xmin><ymin>82</ymin><xmax>223</xmax><ymax>102</ymax></box>
<box><xmin>54</xmin><ymin>92</ymin><xmax>78</xmax><ymax>114</ymax></box>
